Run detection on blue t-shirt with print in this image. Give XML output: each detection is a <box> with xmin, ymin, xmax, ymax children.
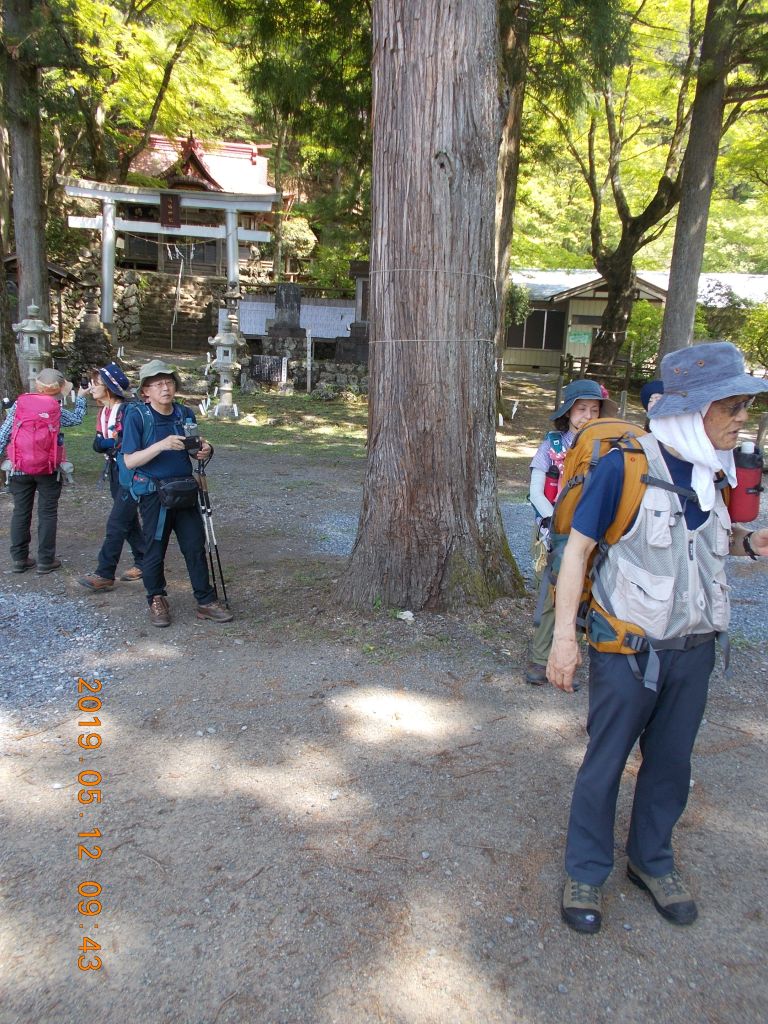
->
<box><xmin>121</xmin><ymin>403</ymin><xmax>196</xmax><ymax>479</ymax></box>
<box><xmin>572</xmin><ymin>444</ymin><xmax>709</xmax><ymax>541</ymax></box>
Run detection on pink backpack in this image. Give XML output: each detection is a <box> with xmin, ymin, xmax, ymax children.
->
<box><xmin>7</xmin><ymin>393</ymin><xmax>64</xmax><ymax>474</ymax></box>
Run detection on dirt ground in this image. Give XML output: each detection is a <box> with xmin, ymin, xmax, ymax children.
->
<box><xmin>1</xmin><ymin>379</ymin><xmax>767</xmax><ymax>1024</ymax></box>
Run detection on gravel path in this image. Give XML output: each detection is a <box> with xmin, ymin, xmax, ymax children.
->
<box><xmin>1</xmin><ymin>443</ymin><xmax>767</xmax><ymax>1024</ymax></box>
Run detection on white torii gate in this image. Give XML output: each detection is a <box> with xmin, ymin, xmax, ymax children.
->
<box><xmin>63</xmin><ymin>176</ymin><xmax>277</xmax><ymax>332</ymax></box>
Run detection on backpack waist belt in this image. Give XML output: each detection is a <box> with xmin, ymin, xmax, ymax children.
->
<box><xmin>585</xmin><ymin>606</ymin><xmax>727</xmax><ymax>692</ymax></box>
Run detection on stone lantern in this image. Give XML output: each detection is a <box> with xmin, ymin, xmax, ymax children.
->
<box><xmin>13</xmin><ymin>304</ymin><xmax>55</xmax><ymax>391</ymax></box>
<box><xmin>207</xmin><ymin>288</ymin><xmax>245</xmax><ymax>419</ymax></box>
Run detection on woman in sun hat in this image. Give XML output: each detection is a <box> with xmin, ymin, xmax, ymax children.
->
<box><xmin>78</xmin><ymin>362</ymin><xmax>145</xmax><ymax>591</ymax></box>
<box><xmin>0</xmin><ymin>368</ymin><xmax>88</xmax><ymax>573</ymax></box>
<box><xmin>524</xmin><ymin>379</ymin><xmax>617</xmax><ymax>685</ymax></box>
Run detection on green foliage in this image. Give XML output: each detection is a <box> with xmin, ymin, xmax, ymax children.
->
<box><xmin>697</xmin><ymin>281</ymin><xmax>751</xmax><ymax>340</ymax></box>
<box><xmin>504</xmin><ymin>282</ymin><xmax>532</xmax><ymax>328</ymax></box>
<box><xmin>739</xmin><ymin>303</ymin><xmax>768</xmax><ymax>371</ymax></box>
<box><xmin>310</xmin><ymin>242</ymin><xmax>366</xmax><ymax>292</ymax></box>
<box><xmin>232</xmin><ymin>0</ymin><xmax>372</xmax><ymax>265</ymax></box>
<box><xmin>39</xmin><ymin>0</ymin><xmax>254</xmax><ymax>182</ymax></box>
<box><xmin>280</xmin><ymin>217</ymin><xmax>317</xmax><ymax>261</ymax></box>
<box><xmin>515</xmin><ymin>0</ymin><xmax>768</xmax><ymax>275</ymax></box>
<box><xmin>624</xmin><ymin>301</ymin><xmax>663</xmax><ymax>376</ymax></box>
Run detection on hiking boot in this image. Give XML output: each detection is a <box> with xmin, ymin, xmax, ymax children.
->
<box><xmin>12</xmin><ymin>556</ymin><xmax>36</xmax><ymax>573</ymax></box>
<box><xmin>627</xmin><ymin>861</ymin><xmax>698</xmax><ymax>925</ymax></box>
<box><xmin>120</xmin><ymin>566</ymin><xmax>143</xmax><ymax>581</ymax></box>
<box><xmin>36</xmin><ymin>559</ymin><xmax>62</xmax><ymax>575</ymax></box>
<box><xmin>149</xmin><ymin>595</ymin><xmax>171</xmax><ymax>627</ymax></box>
<box><xmin>561</xmin><ymin>875</ymin><xmax>602</xmax><ymax>934</ymax></box>
<box><xmin>525</xmin><ymin>661</ymin><xmax>548</xmax><ymax>686</ymax></box>
<box><xmin>78</xmin><ymin>574</ymin><xmax>115</xmax><ymax>592</ymax></box>
<box><xmin>196</xmin><ymin>601</ymin><xmax>234</xmax><ymax>623</ymax></box>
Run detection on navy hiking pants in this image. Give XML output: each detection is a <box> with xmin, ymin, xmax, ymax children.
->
<box><xmin>565</xmin><ymin>640</ymin><xmax>715</xmax><ymax>885</ymax></box>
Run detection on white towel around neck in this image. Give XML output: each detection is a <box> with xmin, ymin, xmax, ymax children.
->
<box><xmin>650</xmin><ymin>411</ymin><xmax>737</xmax><ymax>512</ymax></box>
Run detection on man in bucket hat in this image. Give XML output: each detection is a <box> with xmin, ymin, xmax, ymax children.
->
<box><xmin>121</xmin><ymin>359</ymin><xmax>233</xmax><ymax>627</ymax></box>
<box><xmin>547</xmin><ymin>341</ymin><xmax>768</xmax><ymax>935</ymax></box>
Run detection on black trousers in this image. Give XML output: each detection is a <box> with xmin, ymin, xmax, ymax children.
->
<box><xmin>138</xmin><ymin>491</ymin><xmax>215</xmax><ymax>605</ymax></box>
<box><xmin>9</xmin><ymin>472</ymin><xmax>63</xmax><ymax>564</ymax></box>
<box><xmin>94</xmin><ymin>460</ymin><xmax>145</xmax><ymax>579</ymax></box>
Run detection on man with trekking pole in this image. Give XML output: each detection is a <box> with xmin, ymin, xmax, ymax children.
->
<box><xmin>548</xmin><ymin>342</ymin><xmax>768</xmax><ymax>934</ymax></box>
<box><xmin>120</xmin><ymin>359</ymin><xmax>233</xmax><ymax>627</ymax></box>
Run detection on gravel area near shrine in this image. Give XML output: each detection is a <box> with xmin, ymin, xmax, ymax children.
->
<box><xmin>1</xmin><ymin>424</ymin><xmax>767</xmax><ymax>1024</ymax></box>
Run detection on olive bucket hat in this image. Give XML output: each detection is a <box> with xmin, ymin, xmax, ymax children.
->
<box><xmin>138</xmin><ymin>359</ymin><xmax>181</xmax><ymax>390</ymax></box>
<box><xmin>649</xmin><ymin>341</ymin><xmax>768</xmax><ymax>418</ymax></box>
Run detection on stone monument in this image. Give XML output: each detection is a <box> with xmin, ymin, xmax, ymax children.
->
<box><xmin>13</xmin><ymin>304</ymin><xmax>55</xmax><ymax>390</ymax></box>
<box><xmin>69</xmin><ymin>271</ymin><xmax>114</xmax><ymax>383</ymax></box>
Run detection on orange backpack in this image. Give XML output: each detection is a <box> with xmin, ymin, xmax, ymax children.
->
<box><xmin>543</xmin><ymin>418</ymin><xmax>730</xmax><ymax>657</ymax></box>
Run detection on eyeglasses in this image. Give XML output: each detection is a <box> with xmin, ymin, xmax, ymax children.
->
<box><xmin>145</xmin><ymin>379</ymin><xmax>175</xmax><ymax>390</ymax></box>
<box><xmin>721</xmin><ymin>396</ymin><xmax>755</xmax><ymax>417</ymax></box>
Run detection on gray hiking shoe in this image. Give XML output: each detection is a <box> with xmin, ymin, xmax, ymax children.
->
<box><xmin>561</xmin><ymin>875</ymin><xmax>602</xmax><ymax>934</ymax></box>
<box><xmin>627</xmin><ymin>861</ymin><xmax>698</xmax><ymax>925</ymax></box>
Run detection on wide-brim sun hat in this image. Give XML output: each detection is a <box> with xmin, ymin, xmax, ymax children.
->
<box><xmin>551</xmin><ymin>378</ymin><xmax>618</xmax><ymax>421</ymax></box>
<box><xmin>99</xmin><ymin>361</ymin><xmax>133</xmax><ymax>399</ymax></box>
<box><xmin>35</xmin><ymin>367</ymin><xmax>65</xmax><ymax>391</ymax></box>
<box><xmin>138</xmin><ymin>359</ymin><xmax>181</xmax><ymax>390</ymax></box>
<box><xmin>649</xmin><ymin>341</ymin><xmax>768</xmax><ymax>418</ymax></box>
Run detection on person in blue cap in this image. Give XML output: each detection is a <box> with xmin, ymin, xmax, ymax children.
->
<box><xmin>78</xmin><ymin>362</ymin><xmax>145</xmax><ymax>591</ymax></box>
<box><xmin>640</xmin><ymin>378</ymin><xmax>664</xmax><ymax>429</ymax></box>
<box><xmin>525</xmin><ymin>379</ymin><xmax>617</xmax><ymax>685</ymax></box>
<box><xmin>548</xmin><ymin>342</ymin><xmax>768</xmax><ymax>935</ymax></box>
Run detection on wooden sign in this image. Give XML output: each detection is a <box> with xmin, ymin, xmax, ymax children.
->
<box><xmin>160</xmin><ymin>193</ymin><xmax>181</xmax><ymax>228</ymax></box>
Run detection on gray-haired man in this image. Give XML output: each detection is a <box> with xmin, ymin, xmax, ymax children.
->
<box><xmin>548</xmin><ymin>342</ymin><xmax>768</xmax><ymax>934</ymax></box>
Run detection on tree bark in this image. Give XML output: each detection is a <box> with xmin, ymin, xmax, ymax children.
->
<box><xmin>495</xmin><ymin>1</ymin><xmax>530</xmax><ymax>353</ymax></box>
<box><xmin>658</xmin><ymin>0</ymin><xmax>737</xmax><ymax>361</ymax></box>
<box><xmin>588</xmin><ymin>251</ymin><xmax>638</xmax><ymax>366</ymax></box>
<box><xmin>0</xmin><ymin>75</ymin><xmax>10</xmax><ymax>252</ymax></box>
<box><xmin>0</xmin><ymin>228</ymin><xmax>22</xmax><ymax>399</ymax></box>
<box><xmin>336</xmin><ymin>0</ymin><xmax>523</xmax><ymax>611</ymax></box>
<box><xmin>3</xmin><ymin>0</ymin><xmax>50</xmax><ymax>324</ymax></box>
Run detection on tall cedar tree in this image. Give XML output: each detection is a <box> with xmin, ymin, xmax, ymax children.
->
<box><xmin>336</xmin><ymin>0</ymin><xmax>523</xmax><ymax>610</ymax></box>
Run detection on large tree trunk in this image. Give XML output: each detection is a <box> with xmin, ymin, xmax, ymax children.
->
<box><xmin>495</xmin><ymin>1</ymin><xmax>530</xmax><ymax>353</ymax></box>
<box><xmin>588</xmin><ymin>251</ymin><xmax>637</xmax><ymax>366</ymax></box>
<box><xmin>0</xmin><ymin>230</ymin><xmax>21</xmax><ymax>400</ymax></box>
<box><xmin>0</xmin><ymin>77</ymin><xmax>10</xmax><ymax>252</ymax></box>
<box><xmin>658</xmin><ymin>0</ymin><xmax>736</xmax><ymax>361</ymax></box>
<box><xmin>337</xmin><ymin>0</ymin><xmax>523</xmax><ymax>611</ymax></box>
<box><xmin>3</xmin><ymin>0</ymin><xmax>50</xmax><ymax>324</ymax></box>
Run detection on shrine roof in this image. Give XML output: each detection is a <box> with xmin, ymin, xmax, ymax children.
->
<box><xmin>131</xmin><ymin>134</ymin><xmax>276</xmax><ymax>196</ymax></box>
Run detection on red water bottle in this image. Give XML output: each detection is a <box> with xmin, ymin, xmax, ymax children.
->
<box><xmin>544</xmin><ymin>464</ymin><xmax>560</xmax><ymax>503</ymax></box>
<box><xmin>730</xmin><ymin>442</ymin><xmax>764</xmax><ymax>523</ymax></box>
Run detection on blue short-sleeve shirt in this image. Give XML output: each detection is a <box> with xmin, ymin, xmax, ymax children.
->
<box><xmin>121</xmin><ymin>404</ymin><xmax>196</xmax><ymax>479</ymax></box>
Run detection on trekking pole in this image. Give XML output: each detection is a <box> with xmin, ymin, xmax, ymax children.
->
<box><xmin>193</xmin><ymin>457</ymin><xmax>230</xmax><ymax>608</ymax></box>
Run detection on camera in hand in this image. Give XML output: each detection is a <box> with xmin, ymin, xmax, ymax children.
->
<box><xmin>182</xmin><ymin>420</ymin><xmax>202</xmax><ymax>453</ymax></box>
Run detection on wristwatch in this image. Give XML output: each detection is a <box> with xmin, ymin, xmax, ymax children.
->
<box><xmin>743</xmin><ymin>532</ymin><xmax>759</xmax><ymax>560</ymax></box>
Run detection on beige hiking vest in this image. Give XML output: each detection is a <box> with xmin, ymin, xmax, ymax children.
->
<box><xmin>591</xmin><ymin>435</ymin><xmax>732</xmax><ymax>640</ymax></box>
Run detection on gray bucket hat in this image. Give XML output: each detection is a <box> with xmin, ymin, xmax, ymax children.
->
<box><xmin>138</xmin><ymin>359</ymin><xmax>181</xmax><ymax>390</ymax></box>
<box><xmin>36</xmin><ymin>367</ymin><xmax>65</xmax><ymax>389</ymax></box>
<box><xmin>551</xmin><ymin>378</ymin><xmax>618</xmax><ymax>420</ymax></box>
<box><xmin>649</xmin><ymin>341</ymin><xmax>768</xmax><ymax>418</ymax></box>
